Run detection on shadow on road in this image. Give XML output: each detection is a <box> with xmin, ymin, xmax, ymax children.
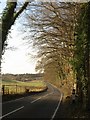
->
<box><xmin>55</xmin><ymin>96</ymin><xmax>89</xmax><ymax>118</ymax></box>
<box><xmin>2</xmin><ymin>87</ymin><xmax>48</xmax><ymax>102</ymax></box>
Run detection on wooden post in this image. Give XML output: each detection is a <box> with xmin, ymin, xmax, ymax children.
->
<box><xmin>8</xmin><ymin>88</ymin><xmax>9</xmax><ymax>94</ymax></box>
<box><xmin>2</xmin><ymin>85</ymin><xmax>5</xmax><ymax>95</ymax></box>
<box><xmin>16</xmin><ymin>85</ymin><xmax>17</xmax><ymax>94</ymax></box>
<box><xmin>19</xmin><ymin>86</ymin><xmax>22</xmax><ymax>93</ymax></box>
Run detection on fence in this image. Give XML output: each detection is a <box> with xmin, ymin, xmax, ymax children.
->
<box><xmin>1</xmin><ymin>85</ymin><xmax>32</xmax><ymax>95</ymax></box>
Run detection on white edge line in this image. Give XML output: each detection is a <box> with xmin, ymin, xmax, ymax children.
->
<box><xmin>2</xmin><ymin>85</ymin><xmax>53</xmax><ymax>104</ymax></box>
<box><xmin>0</xmin><ymin>106</ymin><xmax>24</xmax><ymax>119</ymax></box>
<box><xmin>2</xmin><ymin>83</ymin><xmax>54</xmax><ymax>104</ymax></box>
<box><xmin>48</xmin><ymin>83</ymin><xmax>63</xmax><ymax>120</ymax></box>
<box><xmin>51</xmin><ymin>93</ymin><xmax>63</xmax><ymax>120</ymax></box>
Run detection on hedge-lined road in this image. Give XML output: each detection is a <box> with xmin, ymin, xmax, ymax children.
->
<box><xmin>1</xmin><ymin>83</ymin><xmax>63</xmax><ymax>119</ymax></box>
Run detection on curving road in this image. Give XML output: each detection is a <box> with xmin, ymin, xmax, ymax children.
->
<box><xmin>1</xmin><ymin>83</ymin><xmax>63</xmax><ymax>119</ymax></box>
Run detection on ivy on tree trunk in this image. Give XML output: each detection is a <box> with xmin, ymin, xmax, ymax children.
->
<box><xmin>2</xmin><ymin>1</ymin><xmax>29</xmax><ymax>53</ymax></box>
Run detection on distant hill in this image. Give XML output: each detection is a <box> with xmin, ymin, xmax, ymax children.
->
<box><xmin>2</xmin><ymin>73</ymin><xmax>44</xmax><ymax>82</ymax></box>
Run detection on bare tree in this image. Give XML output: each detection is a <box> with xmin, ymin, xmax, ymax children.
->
<box><xmin>26</xmin><ymin>1</ymin><xmax>76</xmax><ymax>89</ymax></box>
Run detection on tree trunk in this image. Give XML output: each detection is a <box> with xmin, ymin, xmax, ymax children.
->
<box><xmin>76</xmin><ymin>72</ymin><xmax>83</xmax><ymax>103</ymax></box>
<box><xmin>2</xmin><ymin>2</ymin><xmax>17</xmax><ymax>51</ymax></box>
<box><xmin>86</xmin><ymin>1</ymin><xmax>90</xmax><ymax>111</ymax></box>
<box><xmin>2</xmin><ymin>1</ymin><xmax>29</xmax><ymax>53</ymax></box>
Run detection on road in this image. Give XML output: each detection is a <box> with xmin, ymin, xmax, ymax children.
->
<box><xmin>1</xmin><ymin>83</ymin><xmax>63</xmax><ymax>119</ymax></box>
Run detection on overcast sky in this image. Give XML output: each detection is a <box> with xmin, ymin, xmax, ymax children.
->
<box><xmin>1</xmin><ymin>1</ymin><xmax>38</xmax><ymax>74</ymax></box>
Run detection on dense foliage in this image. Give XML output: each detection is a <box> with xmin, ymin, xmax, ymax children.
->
<box><xmin>72</xmin><ymin>2</ymin><xmax>90</xmax><ymax>109</ymax></box>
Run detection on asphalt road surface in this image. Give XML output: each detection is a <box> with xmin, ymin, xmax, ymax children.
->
<box><xmin>1</xmin><ymin>83</ymin><xmax>63</xmax><ymax>119</ymax></box>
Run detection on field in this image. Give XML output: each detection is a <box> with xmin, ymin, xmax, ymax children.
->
<box><xmin>0</xmin><ymin>79</ymin><xmax>47</xmax><ymax>95</ymax></box>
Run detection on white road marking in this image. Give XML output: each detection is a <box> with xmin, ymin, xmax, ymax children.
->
<box><xmin>31</xmin><ymin>97</ymin><xmax>41</xmax><ymax>103</ymax></box>
<box><xmin>2</xmin><ymin>97</ymin><xmax>25</xmax><ymax>104</ymax></box>
<box><xmin>42</xmin><ymin>92</ymin><xmax>53</xmax><ymax>98</ymax></box>
<box><xmin>1</xmin><ymin>83</ymin><xmax>63</xmax><ymax>119</ymax></box>
<box><xmin>51</xmin><ymin>93</ymin><xmax>63</xmax><ymax>120</ymax></box>
<box><xmin>2</xmin><ymin>88</ymin><xmax>53</xmax><ymax>105</ymax></box>
<box><xmin>2</xmin><ymin>83</ymin><xmax>54</xmax><ymax>105</ymax></box>
<box><xmin>2</xmin><ymin>93</ymin><xmax>38</xmax><ymax>104</ymax></box>
<box><xmin>31</xmin><ymin>92</ymin><xmax>53</xmax><ymax>104</ymax></box>
<box><xmin>0</xmin><ymin>106</ymin><xmax>24</xmax><ymax>119</ymax></box>
<box><xmin>2</xmin><ymin>90</ymin><xmax>52</xmax><ymax>105</ymax></box>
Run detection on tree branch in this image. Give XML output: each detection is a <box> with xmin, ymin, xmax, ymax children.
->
<box><xmin>14</xmin><ymin>2</ymin><xmax>29</xmax><ymax>21</ymax></box>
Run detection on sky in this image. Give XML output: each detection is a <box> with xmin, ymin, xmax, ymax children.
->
<box><xmin>1</xmin><ymin>1</ymin><xmax>38</xmax><ymax>74</ymax></box>
<box><xmin>0</xmin><ymin>0</ymin><xmax>89</xmax><ymax>74</ymax></box>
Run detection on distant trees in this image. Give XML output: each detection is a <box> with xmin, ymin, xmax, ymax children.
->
<box><xmin>2</xmin><ymin>73</ymin><xmax>43</xmax><ymax>82</ymax></box>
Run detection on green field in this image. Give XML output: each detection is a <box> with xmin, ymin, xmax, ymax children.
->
<box><xmin>1</xmin><ymin>79</ymin><xmax>47</xmax><ymax>95</ymax></box>
<box><xmin>1</xmin><ymin>79</ymin><xmax>46</xmax><ymax>87</ymax></box>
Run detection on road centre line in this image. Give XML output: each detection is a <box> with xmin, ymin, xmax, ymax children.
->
<box><xmin>31</xmin><ymin>97</ymin><xmax>41</xmax><ymax>103</ymax></box>
<box><xmin>2</xmin><ymin>83</ymin><xmax>53</xmax><ymax>105</ymax></box>
<box><xmin>42</xmin><ymin>92</ymin><xmax>53</xmax><ymax>98</ymax></box>
<box><xmin>0</xmin><ymin>106</ymin><xmax>24</xmax><ymax>119</ymax></box>
<box><xmin>2</xmin><ymin>92</ymin><xmax>42</xmax><ymax>104</ymax></box>
<box><xmin>31</xmin><ymin>92</ymin><xmax>53</xmax><ymax>104</ymax></box>
<box><xmin>2</xmin><ymin>97</ymin><xmax>25</xmax><ymax>104</ymax></box>
<box><xmin>2</xmin><ymin>90</ymin><xmax>51</xmax><ymax>105</ymax></box>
